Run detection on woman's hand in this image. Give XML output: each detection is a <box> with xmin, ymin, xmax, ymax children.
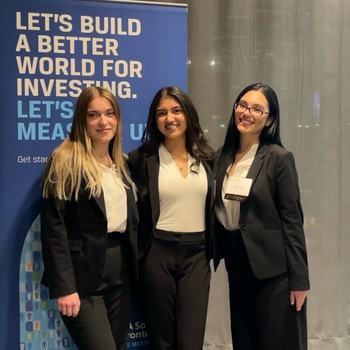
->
<box><xmin>290</xmin><ymin>290</ymin><xmax>308</xmax><ymax>311</ymax></box>
<box><xmin>57</xmin><ymin>293</ymin><xmax>81</xmax><ymax>317</ymax></box>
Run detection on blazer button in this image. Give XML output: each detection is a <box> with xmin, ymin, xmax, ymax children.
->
<box><xmin>240</xmin><ymin>223</ymin><xmax>247</xmax><ymax>230</ymax></box>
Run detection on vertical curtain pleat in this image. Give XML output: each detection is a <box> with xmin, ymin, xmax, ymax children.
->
<box><xmin>142</xmin><ymin>1</ymin><xmax>350</xmax><ymax>348</ymax></box>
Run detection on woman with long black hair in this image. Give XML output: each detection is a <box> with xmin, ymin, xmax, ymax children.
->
<box><xmin>214</xmin><ymin>83</ymin><xmax>310</xmax><ymax>350</ymax></box>
<box><xmin>128</xmin><ymin>86</ymin><xmax>215</xmax><ymax>350</ymax></box>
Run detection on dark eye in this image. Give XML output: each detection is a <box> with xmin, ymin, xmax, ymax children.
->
<box><xmin>156</xmin><ymin>111</ymin><xmax>166</xmax><ymax>117</ymax></box>
<box><xmin>107</xmin><ymin>111</ymin><xmax>115</xmax><ymax>117</ymax></box>
<box><xmin>252</xmin><ymin>107</ymin><xmax>263</xmax><ymax>113</ymax></box>
<box><xmin>87</xmin><ymin>113</ymin><xmax>97</xmax><ymax>118</ymax></box>
<box><xmin>174</xmin><ymin>108</ymin><xmax>182</xmax><ymax>114</ymax></box>
<box><xmin>239</xmin><ymin>102</ymin><xmax>248</xmax><ymax>108</ymax></box>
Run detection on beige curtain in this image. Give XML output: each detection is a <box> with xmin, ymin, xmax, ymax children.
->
<box><xmin>143</xmin><ymin>1</ymin><xmax>350</xmax><ymax>349</ymax></box>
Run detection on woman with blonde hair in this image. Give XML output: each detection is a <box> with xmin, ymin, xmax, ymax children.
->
<box><xmin>41</xmin><ymin>86</ymin><xmax>138</xmax><ymax>350</ymax></box>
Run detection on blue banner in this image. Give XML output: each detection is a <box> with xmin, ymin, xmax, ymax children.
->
<box><xmin>0</xmin><ymin>1</ymin><xmax>187</xmax><ymax>349</ymax></box>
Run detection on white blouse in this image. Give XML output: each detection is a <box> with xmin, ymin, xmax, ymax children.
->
<box><xmin>156</xmin><ymin>144</ymin><xmax>207</xmax><ymax>232</ymax></box>
<box><xmin>216</xmin><ymin>144</ymin><xmax>259</xmax><ymax>230</ymax></box>
<box><xmin>100</xmin><ymin>164</ymin><xmax>127</xmax><ymax>233</ymax></box>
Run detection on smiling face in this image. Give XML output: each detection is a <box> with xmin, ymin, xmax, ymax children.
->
<box><xmin>156</xmin><ymin>97</ymin><xmax>187</xmax><ymax>142</ymax></box>
<box><xmin>235</xmin><ymin>90</ymin><xmax>272</xmax><ymax>137</ymax></box>
<box><xmin>85</xmin><ymin>96</ymin><xmax>118</xmax><ymax>147</ymax></box>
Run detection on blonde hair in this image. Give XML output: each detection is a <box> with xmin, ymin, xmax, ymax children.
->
<box><xmin>42</xmin><ymin>86</ymin><xmax>131</xmax><ymax>200</ymax></box>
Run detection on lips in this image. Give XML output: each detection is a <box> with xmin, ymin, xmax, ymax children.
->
<box><xmin>239</xmin><ymin>118</ymin><xmax>254</xmax><ymax>125</ymax></box>
<box><xmin>97</xmin><ymin>128</ymin><xmax>111</xmax><ymax>132</ymax></box>
<box><xmin>165</xmin><ymin>124</ymin><xmax>179</xmax><ymax>130</ymax></box>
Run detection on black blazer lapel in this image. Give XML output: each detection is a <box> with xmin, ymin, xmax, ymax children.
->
<box><xmin>202</xmin><ymin>161</ymin><xmax>214</xmax><ymax>259</ymax></box>
<box><xmin>240</xmin><ymin>143</ymin><xmax>268</xmax><ymax>218</ymax></box>
<box><xmin>202</xmin><ymin>161</ymin><xmax>213</xmax><ymax>194</ymax></box>
<box><xmin>124</xmin><ymin>180</ymin><xmax>138</xmax><ymax>286</ymax></box>
<box><xmin>146</xmin><ymin>154</ymin><xmax>160</xmax><ymax>231</ymax></box>
<box><xmin>94</xmin><ymin>193</ymin><xmax>106</xmax><ymax>218</ymax></box>
<box><xmin>124</xmin><ymin>181</ymin><xmax>138</xmax><ymax>227</ymax></box>
<box><xmin>81</xmin><ymin>178</ymin><xmax>106</xmax><ymax>218</ymax></box>
<box><xmin>246</xmin><ymin>143</ymin><xmax>267</xmax><ymax>185</ymax></box>
<box><xmin>202</xmin><ymin>161</ymin><xmax>214</xmax><ymax>221</ymax></box>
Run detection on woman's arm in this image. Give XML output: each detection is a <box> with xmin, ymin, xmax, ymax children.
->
<box><xmin>41</xmin><ymin>195</ymin><xmax>80</xmax><ymax>316</ymax></box>
<box><xmin>275</xmin><ymin>151</ymin><xmax>310</xmax><ymax>293</ymax></box>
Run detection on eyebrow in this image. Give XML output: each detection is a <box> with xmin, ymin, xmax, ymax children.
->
<box><xmin>156</xmin><ymin>105</ymin><xmax>181</xmax><ymax>111</ymax></box>
<box><xmin>87</xmin><ymin>108</ymin><xmax>114</xmax><ymax>112</ymax></box>
<box><xmin>240</xmin><ymin>100</ymin><xmax>265</xmax><ymax>109</ymax></box>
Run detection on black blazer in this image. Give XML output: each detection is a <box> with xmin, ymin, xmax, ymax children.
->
<box><xmin>41</xmin><ymin>165</ymin><xmax>138</xmax><ymax>299</ymax></box>
<box><xmin>128</xmin><ymin>147</ymin><xmax>215</xmax><ymax>262</ymax></box>
<box><xmin>214</xmin><ymin>143</ymin><xmax>310</xmax><ymax>291</ymax></box>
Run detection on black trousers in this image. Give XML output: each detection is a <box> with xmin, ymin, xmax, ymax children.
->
<box><xmin>224</xmin><ymin>229</ymin><xmax>307</xmax><ymax>350</ymax></box>
<box><xmin>61</xmin><ymin>233</ymin><xmax>131</xmax><ymax>350</ymax></box>
<box><xmin>139</xmin><ymin>229</ymin><xmax>211</xmax><ymax>350</ymax></box>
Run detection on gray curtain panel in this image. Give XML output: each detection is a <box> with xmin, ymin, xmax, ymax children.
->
<box><xmin>142</xmin><ymin>1</ymin><xmax>350</xmax><ymax>349</ymax></box>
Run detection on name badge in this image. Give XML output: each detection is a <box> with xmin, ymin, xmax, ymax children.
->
<box><xmin>224</xmin><ymin>177</ymin><xmax>253</xmax><ymax>201</ymax></box>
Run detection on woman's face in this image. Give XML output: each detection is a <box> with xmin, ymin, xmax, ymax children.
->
<box><xmin>234</xmin><ymin>90</ymin><xmax>272</xmax><ymax>137</ymax></box>
<box><xmin>85</xmin><ymin>96</ymin><xmax>118</xmax><ymax>147</ymax></box>
<box><xmin>156</xmin><ymin>97</ymin><xmax>187</xmax><ymax>141</ymax></box>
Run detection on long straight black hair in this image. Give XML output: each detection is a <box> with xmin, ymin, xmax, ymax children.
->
<box><xmin>141</xmin><ymin>86</ymin><xmax>214</xmax><ymax>170</ymax></box>
<box><xmin>214</xmin><ymin>83</ymin><xmax>283</xmax><ymax>209</ymax></box>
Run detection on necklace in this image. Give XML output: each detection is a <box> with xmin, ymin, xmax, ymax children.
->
<box><xmin>175</xmin><ymin>159</ymin><xmax>187</xmax><ymax>171</ymax></box>
<box><xmin>163</xmin><ymin>144</ymin><xmax>188</xmax><ymax>172</ymax></box>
